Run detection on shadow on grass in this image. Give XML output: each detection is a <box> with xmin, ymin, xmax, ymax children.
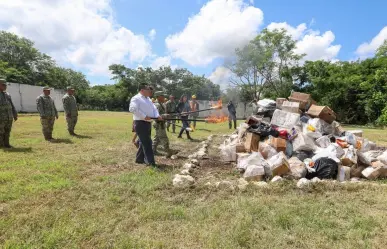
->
<box><xmin>2</xmin><ymin>147</ymin><xmax>33</xmax><ymax>153</ymax></box>
<box><xmin>50</xmin><ymin>138</ymin><xmax>73</xmax><ymax>144</ymax></box>
<box><xmin>73</xmin><ymin>134</ymin><xmax>93</xmax><ymax>139</ymax></box>
<box><xmin>156</xmin><ymin>164</ymin><xmax>175</xmax><ymax>172</ymax></box>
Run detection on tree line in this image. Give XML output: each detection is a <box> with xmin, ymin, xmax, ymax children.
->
<box><xmin>0</xmin><ymin>31</ymin><xmax>221</xmax><ymax>111</ymax></box>
<box><xmin>1</xmin><ymin>29</ymin><xmax>387</xmax><ymax>125</ymax></box>
<box><xmin>223</xmin><ymin>28</ymin><xmax>387</xmax><ymax>125</ymax></box>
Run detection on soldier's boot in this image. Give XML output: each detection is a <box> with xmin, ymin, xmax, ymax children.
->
<box><xmin>186</xmin><ymin>130</ymin><xmax>193</xmax><ymax>140</ymax></box>
<box><xmin>172</xmin><ymin>127</ymin><xmax>176</xmax><ymax>133</ymax></box>
<box><xmin>229</xmin><ymin>121</ymin><xmax>232</xmax><ymax>129</ymax></box>
<box><xmin>4</xmin><ymin>133</ymin><xmax>12</xmax><ymax>148</ymax></box>
<box><xmin>178</xmin><ymin>129</ymin><xmax>184</xmax><ymax>138</ymax></box>
<box><xmin>233</xmin><ymin>120</ymin><xmax>237</xmax><ymax>129</ymax></box>
<box><xmin>152</xmin><ymin>143</ymin><xmax>161</xmax><ymax>155</ymax></box>
<box><xmin>0</xmin><ymin>135</ymin><xmax>5</xmax><ymax>148</ymax></box>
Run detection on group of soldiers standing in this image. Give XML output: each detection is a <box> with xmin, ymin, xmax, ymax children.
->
<box><xmin>0</xmin><ymin>78</ymin><xmax>79</xmax><ymax>148</ymax></box>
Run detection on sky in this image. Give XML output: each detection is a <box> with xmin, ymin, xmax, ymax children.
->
<box><xmin>0</xmin><ymin>0</ymin><xmax>386</xmax><ymax>89</ymax></box>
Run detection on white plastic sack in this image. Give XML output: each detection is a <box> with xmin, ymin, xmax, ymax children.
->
<box><xmin>271</xmin><ymin>109</ymin><xmax>300</xmax><ymax>129</ymax></box>
<box><xmin>360</xmin><ymin>138</ymin><xmax>371</xmax><ymax>152</ymax></box>
<box><xmin>258</xmin><ymin>142</ymin><xmax>278</xmax><ymax>159</ymax></box>
<box><xmin>328</xmin><ymin>143</ymin><xmax>345</xmax><ymax>159</ymax></box>
<box><xmin>243</xmin><ymin>165</ymin><xmax>265</xmax><ymax>181</ymax></box>
<box><xmin>357</xmin><ymin>151</ymin><xmax>371</xmax><ymax>166</ymax></box>
<box><xmin>302</xmin><ymin>123</ymin><xmax>322</xmax><ymax>139</ymax></box>
<box><xmin>220</xmin><ymin>142</ymin><xmax>237</xmax><ymax>162</ymax></box>
<box><xmin>258</xmin><ymin>99</ymin><xmax>276</xmax><ymax>110</ymax></box>
<box><xmin>337</xmin><ymin>166</ymin><xmax>351</xmax><ymax>182</ymax></box>
<box><xmin>316</xmin><ymin>136</ymin><xmax>331</xmax><ymax>148</ymax></box>
<box><xmin>363</xmin><ymin>150</ymin><xmax>383</xmax><ymax>163</ymax></box>
<box><xmin>237</xmin><ymin>123</ymin><xmax>249</xmax><ymax>141</ymax></box>
<box><xmin>341</xmin><ymin>145</ymin><xmax>358</xmax><ymax>166</ymax></box>
<box><xmin>292</xmin><ymin>132</ymin><xmax>316</xmax><ymax>151</ymax></box>
<box><xmin>237</xmin><ymin>152</ymin><xmax>268</xmax><ymax>171</ymax></box>
<box><xmin>312</xmin><ymin>146</ymin><xmax>340</xmax><ymax>163</ymax></box>
<box><xmin>308</xmin><ymin>118</ymin><xmax>334</xmax><ymax>135</ymax></box>
<box><xmin>345</xmin><ymin>132</ymin><xmax>357</xmax><ymax>146</ymax></box>
<box><xmin>286</xmin><ymin>157</ymin><xmax>307</xmax><ymax>179</ymax></box>
<box><xmin>377</xmin><ymin>150</ymin><xmax>387</xmax><ymax>165</ymax></box>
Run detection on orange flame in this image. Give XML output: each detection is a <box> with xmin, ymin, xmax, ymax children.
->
<box><xmin>205</xmin><ymin>99</ymin><xmax>228</xmax><ymax>123</ymax></box>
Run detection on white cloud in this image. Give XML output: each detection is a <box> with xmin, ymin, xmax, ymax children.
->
<box><xmin>0</xmin><ymin>0</ymin><xmax>152</xmax><ymax>76</ymax></box>
<box><xmin>268</xmin><ymin>22</ymin><xmax>341</xmax><ymax>61</ymax></box>
<box><xmin>148</xmin><ymin>29</ymin><xmax>157</xmax><ymax>40</ymax></box>
<box><xmin>267</xmin><ymin>22</ymin><xmax>307</xmax><ymax>40</ymax></box>
<box><xmin>151</xmin><ymin>56</ymin><xmax>171</xmax><ymax>69</ymax></box>
<box><xmin>356</xmin><ymin>26</ymin><xmax>387</xmax><ymax>58</ymax></box>
<box><xmin>166</xmin><ymin>0</ymin><xmax>264</xmax><ymax>66</ymax></box>
<box><xmin>208</xmin><ymin>66</ymin><xmax>232</xmax><ymax>89</ymax></box>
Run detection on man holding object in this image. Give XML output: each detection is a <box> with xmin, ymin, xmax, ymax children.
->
<box><xmin>62</xmin><ymin>86</ymin><xmax>78</xmax><ymax>135</ymax></box>
<box><xmin>129</xmin><ymin>84</ymin><xmax>162</xmax><ymax>168</ymax></box>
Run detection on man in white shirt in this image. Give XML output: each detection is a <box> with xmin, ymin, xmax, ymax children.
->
<box><xmin>129</xmin><ymin>84</ymin><xmax>162</xmax><ymax>168</ymax></box>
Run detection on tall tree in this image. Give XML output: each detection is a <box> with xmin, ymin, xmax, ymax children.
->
<box><xmin>228</xmin><ymin>28</ymin><xmax>303</xmax><ymax>100</ymax></box>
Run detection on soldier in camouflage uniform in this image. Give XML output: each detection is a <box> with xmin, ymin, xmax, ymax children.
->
<box><xmin>36</xmin><ymin>86</ymin><xmax>58</xmax><ymax>141</ymax></box>
<box><xmin>152</xmin><ymin>91</ymin><xmax>172</xmax><ymax>157</ymax></box>
<box><xmin>0</xmin><ymin>79</ymin><xmax>18</xmax><ymax>148</ymax></box>
<box><xmin>62</xmin><ymin>86</ymin><xmax>79</xmax><ymax>135</ymax></box>
<box><xmin>165</xmin><ymin>95</ymin><xmax>177</xmax><ymax>133</ymax></box>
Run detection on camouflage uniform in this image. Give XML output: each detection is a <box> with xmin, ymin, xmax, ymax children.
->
<box><xmin>62</xmin><ymin>92</ymin><xmax>78</xmax><ymax>135</ymax></box>
<box><xmin>37</xmin><ymin>93</ymin><xmax>58</xmax><ymax>140</ymax></box>
<box><xmin>165</xmin><ymin>99</ymin><xmax>177</xmax><ymax>133</ymax></box>
<box><xmin>0</xmin><ymin>86</ymin><xmax>17</xmax><ymax>148</ymax></box>
<box><xmin>153</xmin><ymin>92</ymin><xmax>171</xmax><ymax>156</ymax></box>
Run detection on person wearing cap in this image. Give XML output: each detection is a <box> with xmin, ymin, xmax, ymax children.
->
<box><xmin>177</xmin><ymin>94</ymin><xmax>193</xmax><ymax>140</ymax></box>
<box><xmin>62</xmin><ymin>86</ymin><xmax>78</xmax><ymax>136</ymax></box>
<box><xmin>129</xmin><ymin>84</ymin><xmax>162</xmax><ymax>168</ymax></box>
<box><xmin>189</xmin><ymin>95</ymin><xmax>200</xmax><ymax>129</ymax></box>
<box><xmin>227</xmin><ymin>100</ymin><xmax>237</xmax><ymax>130</ymax></box>
<box><xmin>0</xmin><ymin>79</ymin><xmax>18</xmax><ymax>148</ymax></box>
<box><xmin>36</xmin><ymin>86</ymin><xmax>58</xmax><ymax>141</ymax></box>
<box><xmin>165</xmin><ymin>95</ymin><xmax>177</xmax><ymax>133</ymax></box>
<box><xmin>152</xmin><ymin>91</ymin><xmax>172</xmax><ymax>157</ymax></box>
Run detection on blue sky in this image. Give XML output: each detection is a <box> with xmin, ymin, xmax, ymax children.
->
<box><xmin>1</xmin><ymin>0</ymin><xmax>386</xmax><ymax>87</ymax></box>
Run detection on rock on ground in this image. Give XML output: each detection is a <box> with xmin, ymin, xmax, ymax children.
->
<box><xmin>297</xmin><ymin>178</ymin><xmax>311</xmax><ymax>188</ymax></box>
<box><xmin>173</xmin><ymin>174</ymin><xmax>195</xmax><ymax>188</ymax></box>
<box><xmin>311</xmin><ymin>177</ymin><xmax>322</xmax><ymax>183</ymax></box>
<box><xmin>271</xmin><ymin>176</ymin><xmax>283</xmax><ymax>183</ymax></box>
<box><xmin>252</xmin><ymin>181</ymin><xmax>269</xmax><ymax>188</ymax></box>
<box><xmin>216</xmin><ymin>181</ymin><xmax>235</xmax><ymax>191</ymax></box>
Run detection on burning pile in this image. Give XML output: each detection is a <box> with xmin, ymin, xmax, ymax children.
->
<box><xmin>221</xmin><ymin>92</ymin><xmax>387</xmax><ymax>186</ymax></box>
<box><xmin>205</xmin><ymin>99</ymin><xmax>228</xmax><ymax>123</ymax></box>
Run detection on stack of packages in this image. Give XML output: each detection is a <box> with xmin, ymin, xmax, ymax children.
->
<box><xmin>221</xmin><ymin>92</ymin><xmax>387</xmax><ymax>182</ymax></box>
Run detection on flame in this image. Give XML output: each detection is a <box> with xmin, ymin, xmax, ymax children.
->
<box><xmin>205</xmin><ymin>99</ymin><xmax>227</xmax><ymax>123</ymax></box>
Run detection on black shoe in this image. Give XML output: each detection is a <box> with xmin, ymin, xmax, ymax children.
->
<box><xmin>177</xmin><ymin>136</ymin><xmax>182</xmax><ymax>138</ymax></box>
<box><xmin>4</xmin><ymin>145</ymin><xmax>12</xmax><ymax>148</ymax></box>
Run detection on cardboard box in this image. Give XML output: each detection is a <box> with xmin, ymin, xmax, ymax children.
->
<box><xmin>268</xmin><ymin>137</ymin><xmax>287</xmax><ymax>153</ymax></box>
<box><xmin>281</xmin><ymin>101</ymin><xmax>301</xmax><ymax>113</ymax></box>
<box><xmin>267</xmin><ymin>152</ymin><xmax>290</xmax><ymax>176</ymax></box>
<box><xmin>270</xmin><ymin>109</ymin><xmax>300</xmax><ymax>129</ymax></box>
<box><xmin>236</xmin><ymin>143</ymin><xmax>246</xmax><ymax>153</ymax></box>
<box><xmin>244</xmin><ymin>132</ymin><xmax>260</xmax><ymax>152</ymax></box>
<box><xmin>288</xmin><ymin>92</ymin><xmax>316</xmax><ymax>111</ymax></box>
<box><xmin>307</xmin><ymin>105</ymin><xmax>336</xmax><ymax>124</ymax></box>
<box><xmin>276</xmin><ymin>98</ymin><xmax>287</xmax><ymax>108</ymax></box>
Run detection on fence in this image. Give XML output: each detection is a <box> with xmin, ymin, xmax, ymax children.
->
<box><xmin>7</xmin><ymin>83</ymin><xmax>65</xmax><ymax>112</ymax></box>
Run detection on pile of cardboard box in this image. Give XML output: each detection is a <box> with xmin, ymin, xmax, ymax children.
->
<box><xmin>223</xmin><ymin>92</ymin><xmax>387</xmax><ymax>182</ymax></box>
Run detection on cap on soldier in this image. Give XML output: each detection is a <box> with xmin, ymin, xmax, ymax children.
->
<box><xmin>67</xmin><ymin>86</ymin><xmax>75</xmax><ymax>90</ymax></box>
<box><xmin>192</xmin><ymin>95</ymin><xmax>196</xmax><ymax>99</ymax></box>
<box><xmin>0</xmin><ymin>78</ymin><xmax>8</xmax><ymax>85</ymax></box>
<box><xmin>43</xmin><ymin>86</ymin><xmax>52</xmax><ymax>90</ymax></box>
<box><xmin>154</xmin><ymin>91</ymin><xmax>165</xmax><ymax>97</ymax></box>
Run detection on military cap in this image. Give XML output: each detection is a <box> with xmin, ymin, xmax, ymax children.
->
<box><xmin>43</xmin><ymin>86</ymin><xmax>52</xmax><ymax>90</ymax></box>
<box><xmin>66</xmin><ymin>86</ymin><xmax>75</xmax><ymax>90</ymax></box>
<box><xmin>154</xmin><ymin>91</ymin><xmax>165</xmax><ymax>97</ymax></box>
<box><xmin>0</xmin><ymin>78</ymin><xmax>8</xmax><ymax>85</ymax></box>
<box><xmin>192</xmin><ymin>95</ymin><xmax>197</xmax><ymax>99</ymax></box>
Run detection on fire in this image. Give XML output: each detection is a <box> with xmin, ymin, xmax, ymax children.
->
<box><xmin>205</xmin><ymin>99</ymin><xmax>228</xmax><ymax>123</ymax></box>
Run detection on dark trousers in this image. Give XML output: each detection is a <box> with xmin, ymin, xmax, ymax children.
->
<box><xmin>178</xmin><ymin>117</ymin><xmax>191</xmax><ymax>138</ymax></box>
<box><xmin>135</xmin><ymin>121</ymin><xmax>155</xmax><ymax>165</ymax></box>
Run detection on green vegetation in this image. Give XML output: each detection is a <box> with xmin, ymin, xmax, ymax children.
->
<box><xmin>1</xmin><ymin>112</ymin><xmax>387</xmax><ymax>248</ymax></box>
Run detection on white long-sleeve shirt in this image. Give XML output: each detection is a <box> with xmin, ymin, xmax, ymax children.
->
<box><xmin>129</xmin><ymin>93</ymin><xmax>159</xmax><ymax>121</ymax></box>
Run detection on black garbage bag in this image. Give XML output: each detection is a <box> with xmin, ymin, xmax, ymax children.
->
<box><xmin>294</xmin><ymin>150</ymin><xmax>314</xmax><ymax>161</ymax></box>
<box><xmin>248</xmin><ymin>123</ymin><xmax>279</xmax><ymax>140</ymax></box>
<box><xmin>305</xmin><ymin>157</ymin><xmax>338</xmax><ymax>180</ymax></box>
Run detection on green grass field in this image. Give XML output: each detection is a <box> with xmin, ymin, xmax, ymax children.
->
<box><xmin>1</xmin><ymin>111</ymin><xmax>387</xmax><ymax>248</ymax></box>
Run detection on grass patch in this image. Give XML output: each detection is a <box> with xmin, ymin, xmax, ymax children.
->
<box><xmin>1</xmin><ymin>111</ymin><xmax>387</xmax><ymax>248</ymax></box>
